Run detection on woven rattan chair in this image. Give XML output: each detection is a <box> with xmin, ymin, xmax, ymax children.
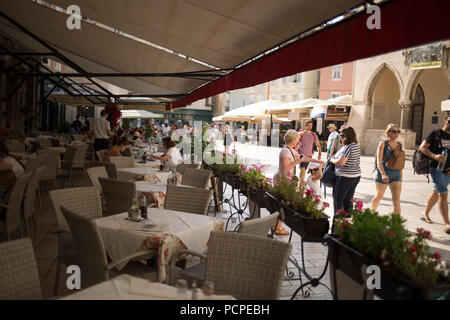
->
<box><xmin>49</xmin><ymin>187</ymin><xmax>103</xmax><ymax>295</ymax></box>
<box><xmin>96</xmin><ymin>150</ymin><xmax>107</xmax><ymax>162</ymax></box>
<box><xmin>170</xmin><ymin>212</ymin><xmax>280</xmax><ymax>287</ymax></box>
<box><xmin>181</xmin><ymin>168</ymin><xmax>212</xmax><ymax>189</ymax></box>
<box><xmin>87</xmin><ymin>166</ymin><xmax>108</xmax><ymax>192</ymax></box>
<box><xmin>0</xmin><ymin>171</ymin><xmax>33</xmax><ymax>241</ymax></box>
<box><xmin>237</xmin><ymin>212</ymin><xmax>280</xmax><ymax>238</ymax></box>
<box><xmin>23</xmin><ymin>167</ymin><xmax>45</xmax><ymax>238</ymax></box>
<box><xmin>98</xmin><ymin>177</ymin><xmax>136</xmax><ymax>216</ymax></box>
<box><xmin>60</xmin><ymin>206</ymin><xmax>156</xmax><ymax>289</ymax></box>
<box><xmin>170</xmin><ymin>231</ymin><xmax>291</xmax><ymax>299</ymax></box>
<box><xmin>24</xmin><ymin>153</ymin><xmax>47</xmax><ymax>173</ymax></box>
<box><xmin>109</xmin><ymin>156</ymin><xmax>134</xmax><ymax>169</ymax></box>
<box><xmin>0</xmin><ymin>238</ymin><xmax>41</xmax><ymax>299</ymax></box>
<box><xmin>37</xmin><ymin>149</ymin><xmax>59</xmax><ymax>191</ymax></box>
<box><xmin>93</xmin><ymin>161</ymin><xmax>118</xmax><ymax>179</ymax></box>
<box><xmin>164</xmin><ymin>184</ymin><xmax>212</xmax><ymax>215</ymax></box>
<box><xmin>176</xmin><ymin>163</ymin><xmax>201</xmax><ymax>175</ymax></box>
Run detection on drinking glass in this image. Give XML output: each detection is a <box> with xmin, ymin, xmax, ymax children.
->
<box><xmin>175</xmin><ymin>279</ymin><xmax>188</xmax><ymax>299</ymax></box>
<box><xmin>202</xmin><ymin>280</ymin><xmax>214</xmax><ymax>297</ymax></box>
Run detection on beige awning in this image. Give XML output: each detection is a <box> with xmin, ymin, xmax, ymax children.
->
<box><xmin>0</xmin><ymin>0</ymin><xmax>362</xmax><ymax>104</ymax></box>
<box><xmin>120</xmin><ymin>110</ymin><xmax>163</xmax><ymax>119</ymax></box>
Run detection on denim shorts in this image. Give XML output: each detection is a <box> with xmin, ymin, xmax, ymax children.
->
<box><xmin>429</xmin><ymin>166</ymin><xmax>450</xmax><ymax>194</ymax></box>
<box><xmin>374</xmin><ymin>166</ymin><xmax>401</xmax><ymax>184</ymax></box>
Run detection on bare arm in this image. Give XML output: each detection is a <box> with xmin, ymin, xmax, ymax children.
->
<box><xmin>377</xmin><ymin>141</ymin><xmax>387</xmax><ymax>175</ymax></box>
<box><xmin>315</xmin><ymin>139</ymin><xmax>322</xmax><ymax>159</ymax></box>
<box><xmin>331</xmin><ymin>156</ymin><xmax>347</xmax><ymax>166</ymax></box>
<box><xmin>419</xmin><ymin>140</ymin><xmax>444</xmax><ymax>162</ymax></box>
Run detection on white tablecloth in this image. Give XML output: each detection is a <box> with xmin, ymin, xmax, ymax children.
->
<box><xmin>118</xmin><ymin>167</ymin><xmax>171</xmax><ymax>182</ymax></box>
<box><xmin>62</xmin><ymin>274</ymin><xmax>233</xmax><ymax>300</ymax></box>
<box><xmin>94</xmin><ymin>209</ymin><xmax>223</xmax><ymax>282</ymax></box>
<box><xmin>135</xmin><ymin>181</ymin><xmax>167</xmax><ymax>193</ymax></box>
<box><xmin>134</xmin><ymin>160</ymin><xmax>161</xmax><ymax>168</ymax></box>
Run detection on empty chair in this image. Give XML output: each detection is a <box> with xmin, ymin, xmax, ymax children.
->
<box><xmin>0</xmin><ymin>171</ymin><xmax>33</xmax><ymax>241</ymax></box>
<box><xmin>176</xmin><ymin>163</ymin><xmax>202</xmax><ymax>175</ymax></box>
<box><xmin>23</xmin><ymin>167</ymin><xmax>45</xmax><ymax>237</ymax></box>
<box><xmin>93</xmin><ymin>161</ymin><xmax>118</xmax><ymax>180</ymax></box>
<box><xmin>6</xmin><ymin>142</ymin><xmax>26</xmax><ymax>153</ymax></box>
<box><xmin>60</xmin><ymin>206</ymin><xmax>156</xmax><ymax>289</ymax></box>
<box><xmin>87</xmin><ymin>166</ymin><xmax>108</xmax><ymax>192</ymax></box>
<box><xmin>24</xmin><ymin>153</ymin><xmax>47</xmax><ymax>173</ymax></box>
<box><xmin>171</xmin><ymin>212</ymin><xmax>280</xmax><ymax>287</ymax></box>
<box><xmin>37</xmin><ymin>150</ymin><xmax>59</xmax><ymax>191</ymax></box>
<box><xmin>0</xmin><ymin>238</ymin><xmax>41</xmax><ymax>299</ymax></box>
<box><xmin>71</xmin><ymin>144</ymin><xmax>89</xmax><ymax>174</ymax></box>
<box><xmin>49</xmin><ymin>187</ymin><xmax>103</xmax><ymax>295</ymax></box>
<box><xmin>164</xmin><ymin>184</ymin><xmax>212</xmax><ymax>215</ymax></box>
<box><xmin>109</xmin><ymin>156</ymin><xmax>134</xmax><ymax>169</ymax></box>
<box><xmin>181</xmin><ymin>168</ymin><xmax>212</xmax><ymax>189</ymax></box>
<box><xmin>98</xmin><ymin>177</ymin><xmax>136</xmax><ymax>216</ymax></box>
<box><xmin>170</xmin><ymin>231</ymin><xmax>291</xmax><ymax>299</ymax></box>
<box><xmin>96</xmin><ymin>150</ymin><xmax>107</xmax><ymax>162</ymax></box>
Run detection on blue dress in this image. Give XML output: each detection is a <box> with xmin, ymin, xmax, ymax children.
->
<box><xmin>375</xmin><ymin>143</ymin><xmax>401</xmax><ymax>184</ymax></box>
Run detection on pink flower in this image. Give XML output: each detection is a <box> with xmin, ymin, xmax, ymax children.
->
<box><xmin>305</xmin><ymin>189</ymin><xmax>312</xmax><ymax>196</ymax></box>
<box><xmin>337</xmin><ymin>208</ymin><xmax>348</xmax><ymax>216</ymax></box>
<box><xmin>356</xmin><ymin>200</ymin><xmax>363</xmax><ymax>212</ymax></box>
<box><xmin>350</xmin><ymin>198</ymin><xmax>356</xmax><ymax>203</ymax></box>
<box><xmin>315</xmin><ymin>198</ymin><xmax>321</xmax><ymax>203</ymax></box>
<box><xmin>411</xmin><ymin>246</ymin><xmax>418</xmax><ymax>253</ymax></box>
<box><xmin>323</xmin><ymin>202</ymin><xmax>330</xmax><ymax>208</ymax></box>
<box><xmin>388</xmin><ymin>230</ymin><xmax>396</xmax><ymax>236</ymax></box>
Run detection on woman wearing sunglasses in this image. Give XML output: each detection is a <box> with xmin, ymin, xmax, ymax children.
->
<box><xmin>371</xmin><ymin>123</ymin><xmax>403</xmax><ymax>215</ymax></box>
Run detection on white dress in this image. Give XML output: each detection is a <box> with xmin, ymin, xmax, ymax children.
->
<box><xmin>166</xmin><ymin>147</ymin><xmax>183</xmax><ymax>169</ymax></box>
<box><xmin>306</xmin><ymin>175</ymin><xmax>322</xmax><ymax>198</ymax></box>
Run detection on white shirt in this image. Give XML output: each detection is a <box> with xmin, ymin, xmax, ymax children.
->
<box><xmin>307</xmin><ymin>175</ymin><xmax>322</xmax><ymax>198</ymax></box>
<box><xmin>166</xmin><ymin>147</ymin><xmax>183</xmax><ymax>169</ymax></box>
<box><xmin>327</xmin><ymin>131</ymin><xmax>339</xmax><ymax>150</ymax></box>
<box><xmin>94</xmin><ymin>117</ymin><xmax>111</xmax><ymax>139</ymax></box>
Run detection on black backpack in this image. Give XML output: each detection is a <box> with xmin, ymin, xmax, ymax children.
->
<box><xmin>412</xmin><ymin>130</ymin><xmax>441</xmax><ymax>177</ymax></box>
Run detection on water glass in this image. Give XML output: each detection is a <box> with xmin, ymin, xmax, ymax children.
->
<box><xmin>202</xmin><ymin>280</ymin><xmax>214</xmax><ymax>297</ymax></box>
<box><xmin>176</xmin><ymin>279</ymin><xmax>188</xmax><ymax>299</ymax></box>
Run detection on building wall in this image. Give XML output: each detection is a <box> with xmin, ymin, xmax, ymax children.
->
<box><xmin>319</xmin><ymin>62</ymin><xmax>353</xmax><ymax>99</ymax></box>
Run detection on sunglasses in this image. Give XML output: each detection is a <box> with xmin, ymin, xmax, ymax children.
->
<box><xmin>389</xmin><ymin>130</ymin><xmax>401</xmax><ymax>134</ymax></box>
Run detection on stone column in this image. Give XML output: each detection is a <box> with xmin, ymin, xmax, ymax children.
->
<box><xmin>398</xmin><ymin>100</ymin><xmax>411</xmax><ymax>130</ymax></box>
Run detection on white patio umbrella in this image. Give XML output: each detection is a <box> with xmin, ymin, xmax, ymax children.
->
<box><xmin>266</xmin><ymin>98</ymin><xmax>324</xmax><ymax>113</ymax></box>
<box><xmin>120</xmin><ymin>110</ymin><xmax>164</xmax><ymax>119</ymax></box>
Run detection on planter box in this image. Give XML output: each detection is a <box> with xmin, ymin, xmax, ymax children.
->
<box><xmin>326</xmin><ymin>234</ymin><xmax>450</xmax><ymax>300</ymax></box>
<box><xmin>247</xmin><ymin>187</ymin><xmax>268</xmax><ymax>208</ymax></box>
<box><xmin>265</xmin><ymin>192</ymin><xmax>329</xmax><ymax>241</ymax></box>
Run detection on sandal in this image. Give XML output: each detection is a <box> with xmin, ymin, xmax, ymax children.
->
<box><xmin>274</xmin><ymin>225</ymin><xmax>290</xmax><ymax>236</ymax></box>
<box><xmin>445</xmin><ymin>228</ymin><xmax>450</xmax><ymax>235</ymax></box>
<box><xmin>420</xmin><ymin>214</ymin><xmax>433</xmax><ymax>224</ymax></box>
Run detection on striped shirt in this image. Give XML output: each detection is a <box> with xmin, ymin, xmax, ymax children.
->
<box><xmin>334</xmin><ymin>143</ymin><xmax>361</xmax><ymax>177</ymax></box>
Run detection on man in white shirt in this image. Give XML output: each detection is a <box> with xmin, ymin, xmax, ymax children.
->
<box><xmin>326</xmin><ymin>123</ymin><xmax>340</xmax><ymax>159</ymax></box>
<box><xmin>93</xmin><ymin>109</ymin><xmax>112</xmax><ymax>153</ymax></box>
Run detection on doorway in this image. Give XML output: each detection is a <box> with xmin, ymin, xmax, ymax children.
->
<box><xmin>411</xmin><ymin>84</ymin><xmax>425</xmax><ymax>145</ymax></box>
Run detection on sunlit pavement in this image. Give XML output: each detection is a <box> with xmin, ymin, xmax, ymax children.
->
<box><xmin>217</xmin><ymin>141</ymin><xmax>450</xmax><ymax>261</ymax></box>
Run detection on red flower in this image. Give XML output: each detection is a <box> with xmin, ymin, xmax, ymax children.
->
<box><xmin>350</xmin><ymin>198</ymin><xmax>355</xmax><ymax>203</ymax></box>
<box><xmin>411</xmin><ymin>246</ymin><xmax>418</xmax><ymax>253</ymax></box>
<box><xmin>337</xmin><ymin>208</ymin><xmax>348</xmax><ymax>216</ymax></box>
<box><xmin>315</xmin><ymin>198</ymin><xmax>321</xmax><ymax>203</ymax></box>
<box><xmin>356</xmin><ymin>200</ymin><xmax>363</xmax><ymax>212</ymax></box>
<box><xmin>434</xmin><ymin>252</ymin><xmax>441</xmax><ymax>262</ymax></box>
<box><xmin>305</xmin><ymin>189</ymin><xmax>312</xmax><ymax>196</ymax></box>
<box><xmin>323</xmin><ymin>202</ymin><xmax>330</xmax><ymax>208</ymax></box>
<box><xmin>388</xmin><ymin>230</ymin><xmax>396</xmax><ymax>236</ymax></box>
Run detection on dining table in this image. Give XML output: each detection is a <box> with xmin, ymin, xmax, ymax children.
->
<box><xmin>62</xmin><ymin>274</ymin><xmax>234</xmax><ymax>300</ymax></box>
<box><xmin>94</xmin><ymin>208</ymin><xmax>224</xmax><ymax>283</ymax></box>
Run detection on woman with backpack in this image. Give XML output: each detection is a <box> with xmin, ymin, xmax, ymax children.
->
<box><xmin>371</xmin><ymin>123</ymin><xmax>404</xmax><ymax>215</ymax></box>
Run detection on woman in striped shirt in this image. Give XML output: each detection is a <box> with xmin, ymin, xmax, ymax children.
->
<box><xmin>330</xmin><ymin>127</ymin><xmax>361</xmax><ymax>219</ymax></box>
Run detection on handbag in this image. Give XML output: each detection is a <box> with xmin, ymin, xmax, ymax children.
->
<box><xmin>385</xmin><ymin>142</ymin><xmax>405</xmax><ymax>170</ymax></box>
<box><xmin>321</xmin><ymin>159</ymin><xmax>336</xmax><ymax>188</ymax></box>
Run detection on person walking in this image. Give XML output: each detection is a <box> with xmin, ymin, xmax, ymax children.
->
<box><xmin>224</xmin><ymin>124</ymin><xmax>233</xmax><ymax>154</ymax></box>
<box><xmin>330</xmin><ymin>126</ymin><xmax>361</xmax><ymax>220</ymax></box>
<box><xmin>297</xmin><ymin>120</ymin><xmax>322</xmax><ymax>182</ymax></box>
<box><xmin>274</xmin><ymin>129</ymin><xmax>324</xmax><ymax>235</ymax></box>
<box><xmin>93</xmin><ymin>109</ymin><xmax>112</xmax><ymax>153</ymax></box>
<box><xmin>419</xmin><ymin>115</ymin><xmax>450</xmax><ymax>234</ymax></box>
<box><xmin>326</xmin><ymin>123</ymin><xmax>339</xmax><ymax>159</ymax></box>
<box><xmin>371</xmin><ymin>123</ymin><xmax>403</xmax><ymax>215</ymax></box>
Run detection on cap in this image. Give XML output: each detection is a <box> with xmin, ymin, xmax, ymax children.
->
<box><xmin>327</xmin><ymin>123</ymin><xmax>336</xmax><ymax>129</ymax></box>
<box><xmin>307</xmin><ymin>162</ymin><xmax>321</xmax><ymax>171</ymax></box>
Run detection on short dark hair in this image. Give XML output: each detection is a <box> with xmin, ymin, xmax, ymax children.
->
<box><xmin>101</xmin><ymin>110</ymin><xmax>108</xmax><ymax>117</ymax></box>
<box><xmin>305</xmin><ymin>120</ymin><xmax>313</xmax><ymax>126</ymax></box>
<box><xmin>162</xmin><ymin>136</ymin><xmax>176</xmax><ymax>149</ymax></box>
<box><xmin>342</xmin><ymin>126</ymin><xmax>358</xmax><ymax>145</ymax></box>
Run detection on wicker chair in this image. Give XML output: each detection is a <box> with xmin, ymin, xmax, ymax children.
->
<box><xmin>60</xmin><ymin>206</ymin><xmax>156</xmax><ymax>289</ymax></box>
<box><xmin>98</xmin><ymin>177</ymin><xmax>136</xmax><ymax>216</ymax></box>
<box><xmin>176</xmin><ymin>163</ymin><xmax>202</xmax><ymax>175</ymax></box>
<box><xmin>87</xmin><ymin>166</ymin><xmax>108</xmax><ymax>192</ymax></box>
<box><xmin>92</xmin><ymin>161</ymin><xmax>118</xmax><ymax>179</ymax></box>
<box><xmin>170</xmin><ymin>231</ymin><xmax>291</xmax><ymax>299</ymax></box>
<box><xmin>23</xmin><ymin>167</ymin><xmax>45</xmax><ymax>238</ymax></box>
<box><xmin>109</xmin><ymin>156</ymin><xmax>134</xmax><ymax>169</ymax></box>
<box><xmin>37</xmin><ymin>149</ymin><xmax>59</xmax><ymax>191</ymax></box>
<box><xmin>6</xmin><ymin>142</ymin><xmax>26</xmax><ymax>153</ymax></box>
<box><xmin>96</xmin><ymin>150</ymin><xmax>107</xmax><ymax>162</ymax></box>
<box><xmin>164</xmin><ymin>184</ymin><xmax>212</xmax><ymax>215</ymax></box>
<box><xmin>50</xmin><ymin>138</ymin><xmax>60</xmax><ymax>147</ymax></box>
<box><xmin>181</xmin><ymin>168</ymin><xmax>212</xmax><ymax>189</ymax></box>
<box><xmin>0</xmin><ymin>238</ymin><xmax>41</xmax><ymax>299</ymax></box>
<box><xmin>170</xmin><ymin>212</ymin><xmax>280</xmax><ymax>287</ymax></box>
<box><xmin>0</xmin><ymin>171</ymin><xmax>33</xmax><ymax>241</ymax></box>
<box><xmin>49</xmin><ymin>187</ymin><xmax>103</xmax><ymax>295</ymax></box>
<box><xmin>71</xmin><ymin>144</ymin><xmax>89</xmax><ymax>174</ymax></box>
<box><xmin>24</xmin><ymin>153</ymin><xmax>47</xmax><ymax>173</ymax></box>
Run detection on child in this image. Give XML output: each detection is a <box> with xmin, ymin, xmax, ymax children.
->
<box><xmin>306</xmin><ymin>162</ymin><xmax>323</xmax><ymax>198</ymax></box>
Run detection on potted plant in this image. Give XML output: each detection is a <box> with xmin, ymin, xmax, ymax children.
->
<box><xmin>239</xmin><ymin>164</ymin><xmax>272</xmax><ymax>207</ymax></box>
<box><xmin>267</xmin><ymin>173</ymin><xmax>330</xmax><ymax>240</ymax></box>
<box><xmin>327</xmin><ymin>200</ymin><xmax>450</xmax><ymax>300</ymax></box>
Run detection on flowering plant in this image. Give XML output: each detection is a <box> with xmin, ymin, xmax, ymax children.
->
<box><xmin>269</xmin><ymin>173</ymin><xmax>328</xmax><ymax>219</ymax></box>
<box><xmin>334</xmin><ymin>199</ymin><xmax>449</xmax><ymax>287</ymax></box>
<box><xmin>105</xmin><ymin>104</ymin><xmax>121</xmax><ymax>129</ymax></box>
<box><xmin>211</xmin><ymin>151</ymin><xmax>244</xmax><ymax>175</ymax></box>
<box><xmin>239</xmin><ymin>164</ymin><xmax>271</xmax><ymax>190</ymax></box>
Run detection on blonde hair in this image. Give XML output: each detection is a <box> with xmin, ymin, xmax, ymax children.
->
<box><xmin>385</xmin><ymin>123</ymin><xmax>399</xmax><ymax>138</ymax></box>
<box><xmin>283</xmin><ymin>129</ymin><xmax>299</xmax><ymax>144</ymax></box>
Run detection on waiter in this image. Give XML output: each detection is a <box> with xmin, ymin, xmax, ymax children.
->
<box><xmin>94</xmin><ymin>109</ymin><xmax>112</xmax><ymax>153</ymax></box>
